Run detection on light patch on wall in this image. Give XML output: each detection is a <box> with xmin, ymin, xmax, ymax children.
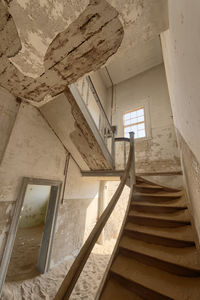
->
<box><xmin>19</xmin><ymin>184</ymin><xmax>51</xmax><ymax>229</ymax></box>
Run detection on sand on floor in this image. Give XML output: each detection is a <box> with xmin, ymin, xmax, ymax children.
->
<box><xmin>6</xmin><ymin>225</ymin><xmax>44</xmax><ymax>282</ymax></box>
<box><xmin>2</xmin><ymin>239</ymin><xmax>116</xmax><ymax>300</ymax></box>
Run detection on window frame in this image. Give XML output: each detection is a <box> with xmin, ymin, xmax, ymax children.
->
<box><xmin>123</xmin><ymin>106</ymin><xmax>147</xmax><ymax>139</ymax></box>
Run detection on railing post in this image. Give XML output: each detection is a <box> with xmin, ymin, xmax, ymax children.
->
<box><xmin>111</xmin><ymin>131</ymin><xmax>115</xmax><ymax>169</ymax></box>
<box><xmin>123</xmin><ymin>140</ymin><xmax>126</xmax><ymax>170</ymax></box>
<box><xmin>129</xmin><ymin>132</ymin><xmax>135</xmax><ymax>186</ymax></box>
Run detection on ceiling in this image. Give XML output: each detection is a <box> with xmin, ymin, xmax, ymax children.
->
<box><xmin>99</xmin><ymin>36</ymin><xmax>163</xmax><ymax>87</ymax></box>
<box><xmin>0</xmin><ymin>0</ymin><xmax>168</xmax><ymax>102</ymax></box>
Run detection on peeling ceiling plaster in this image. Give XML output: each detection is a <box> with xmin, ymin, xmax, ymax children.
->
<box><xmin>0</xmin><ymin>0</ymin><xmax>168</xmax><ymax>103</ymax></box>
<box><xmin>0</xmin><ymin>0</ymin><xmax>123</xmax><ymax>102</ymax></box>
<box><xmin>8</xmin><ymin>0</ymin><xmax>90</xmax><ymax>77</ymax></box>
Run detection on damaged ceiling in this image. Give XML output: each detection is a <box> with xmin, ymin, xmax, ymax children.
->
<box><xmin>0</xmin><ymin>0</ymin><xmax>168</xmax><ymax>102</ymax></box>
<box><xmin>0</xmin><ymin>0</ymin><xmax>123</xmax><ymax>102</ymax></box>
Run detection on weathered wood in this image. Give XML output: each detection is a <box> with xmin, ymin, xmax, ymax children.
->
<box><xmin>68</xmin><ymin>85</ymin><xmax>114</xmax><ymax>169</ymax></box>
<box><xmin>81</xmin><ymin>170</ymin><xmax>124</xmax><ymax>178</ymax></box>
<box><xmin>137</xmin><ymin>171</ymin><xmax>182</xmax><ymax>176</ymax></box>
<box><xmin>54</xmin><ymin>133</ymin><xmax>135</xmax><ymax>300</ymax></box>
<box><xmin>37</xmin><ymin>184</ymin><xmax>62</xmax><ymax>273</ymax></box>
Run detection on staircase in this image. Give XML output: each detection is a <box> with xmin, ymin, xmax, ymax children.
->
<box><xmin>97</xmin><ymin>178</ymin><xmax>200</xmax><ymax>300</ymax></box>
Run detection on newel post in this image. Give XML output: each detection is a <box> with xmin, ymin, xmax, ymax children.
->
<box><xmin>129</xmin><ymin>132</ymin><xmax>136</xmax><ymax>186</ymax></box>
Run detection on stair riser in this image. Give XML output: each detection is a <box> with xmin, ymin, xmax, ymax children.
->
<box><xmin>119</xmin><ymin>247</ymin><xmax>200</xmax><ymax>277</ymax></box>
<box><xmin>131</xmin><ymin>205</ymin><xmax>187</xmax><ymax>214</ymax></box>
<box><xmin>127</xmin><ymin>216</ymin><xmax>190</xmax><ymax>228</ymax></box>
<box><xmin>110</xmin><ymin>272</ymin><xmax>172</xmax><ymax>300</ymax></box>
<box><xmin>124</xmin><ymin>229</ymin><xmax>195</xmax><ymax>248</ymax></box>
<box><xmin>135</xmin><ymin>187</ymin><xmax>163</xmax><ymax>193</ymax></box>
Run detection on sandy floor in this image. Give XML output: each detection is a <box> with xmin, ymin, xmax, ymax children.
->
<box><xmin>6</xmin><ymin>225</ymin><xmax>44</xmax><ymax>282</ymax></box>
<box><xmin>2</xmin><ymin>239</ymin><xmax>116</xmax><ymax>300</ymax></box>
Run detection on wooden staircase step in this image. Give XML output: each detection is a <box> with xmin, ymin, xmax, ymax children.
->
<box><xmin>99</xmin><ymin>277</ymin><xmax>143</xmax><ymax>300</ymax></box>
<box><xmin>110</xmin><ymin>272</ymin><xmax>173</xmax><ymax>300</ymax></box>
<box><xmin>135</xmin><ymin>177</ymin><xmax>182</xmax><ymax>192</ymax></box>
<box><xmin>127</xmin><ymin>214</ymin><xmax>190</xmax><ymax>228</ymax></box>
<box><xmin>129</xmin><ymin>209</ymin><xmax>190</xmax><ymax>222</ymax></box>
<box><xmin>131</xmin><ymin>203</ymin><xmax>187</xmax><ymax>213</ymax></box>
<box><xmin>133</xmin><ymin>192</ymin><xmax>183</xmax><ymax>203</ymax></box>
<box><xmin>133</xmin><ymin>197</ymin><xmax>187</xmax><ymax>208</ymax></box>
<box><xmin>119</xmin><ymin>236</ymin><xmax>200</xmax><ymax>276</ymax></box>
<box><xmin>124</xmin><ymin>223</ymin><xmax>195</xmax><ymax>247</ymax></box>
<box><xmin>110</xmin><ymin>254</ymin><xmax>200</xmax><ymax>300</ymax></box>
<box><xmin>110</xmin><ymin>271</ymin><xmax>173</xmax><ymax>300</ymax></box>
<box><xmin>135</xmin><ymin>184</ymin><xmax>164</xmax><ymax>193</ymax></box>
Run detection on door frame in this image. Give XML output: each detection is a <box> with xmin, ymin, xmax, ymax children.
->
<box><xmin>0</xmin><ymin>177</ymin><xmax>62</xmax><ymax>295</ymax></box>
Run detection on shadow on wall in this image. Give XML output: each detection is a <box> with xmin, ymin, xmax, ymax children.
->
<box><xmin>104</xmin><ymin>181</ymin><xmax>130</xmax><ymax>241</ymax></box>
<box><xmin>51</xmin><ymin>197</ymin><xmax>97</xmax><ymax>266</ymax></box>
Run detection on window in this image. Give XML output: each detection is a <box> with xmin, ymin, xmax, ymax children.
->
<box><xmin>123</xmin><ymin>106</ymin><xmax>146</xmax><ymax>139</ymax></box>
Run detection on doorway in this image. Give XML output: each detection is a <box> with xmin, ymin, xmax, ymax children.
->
<box><xmin>0</xmin><ymin>178</ymin><xmax>62</xmax><ymax>294</ymax></box>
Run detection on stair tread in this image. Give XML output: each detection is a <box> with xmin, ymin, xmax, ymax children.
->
<box><xmin>111</xmin><ymin>254</ymin><xmax>200</xmax><ymax>300</ymax></box>
<box><xmin>119</xmin><ymin>235</ymin><xmax>200</xmax><ymax>270</ymax></box>
<box><xmin>129</xmin><ymin>209</ymin><xmax>190</xmax><ymax>222</ymax></box>
<box><xmin>136</xmin><ymin>184</ymin><xmax>163</xmax><ymax>189</ymax></box>
<box><xmin>100</xmin><ymin>277</ymin><xmax>143</xmax><ymax>300</ymax></box>
<box><xmin>133</xmin><ymin>191</ymin><xmax>183</xmax><ymax>198</ymax></box>
<box><xmin>125</xmin><ymin>223</ymin><xmax>194</xmax><ymax>242</ymax></box>
<box><xmin>132</xmin><ymin>199</ymin><xmax>187</xmax><ymax>208</ymax></box>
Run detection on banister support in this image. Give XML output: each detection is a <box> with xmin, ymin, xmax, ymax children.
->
<box><xmin>54</xmin><ymin>133</ymin><xmax>135</xmax><ymax>300</ymax></box>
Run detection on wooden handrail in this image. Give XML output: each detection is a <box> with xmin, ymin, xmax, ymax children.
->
<box><xmin>54</xmin><ymin>132</ymin><xmax>135</xmax><ymax>300</ymax></box>
<box><xmin>115</xmin><ymin>137</ymin><xmax>130</xmax><ymax>142</ymax></box>
<box><xmin>86</xmin><ymin>76</ymin><xmax>114</xmax><ymax>134</ymax></box>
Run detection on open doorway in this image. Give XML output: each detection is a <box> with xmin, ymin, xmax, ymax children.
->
<box><xmin>0</xmin><ymin>178</ymin><xmax>62</xmax><ymax>293</ymax></box>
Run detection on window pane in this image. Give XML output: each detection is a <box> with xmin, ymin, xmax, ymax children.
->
<box><xmin>132</xmin><ymin>117</ymin><xmax>138</xmax><ymax>124</ymax></box>
<box><xmin>130</xmin><ymin>111</ymin><xmax>137</xmax><ymax>118</ymax></box>
<box><xmin>132</xmin><ymin>125</ymin><xmax>137</xmax><ymax>132</ymax></box>
<box><xmin>137</xmin><ymin>109</ymin><xmax>144</xmax><ymax>117</ymax></box>
<box><xmin>138</xmin><ymin>116</ymin><xmax>144</xmax><ymax>122</ymax></box>
<box><xmin>124</xmin><ymin>119</ymin><xmax>132</xmax><ymax>126</ymax></box>
<box><xmin>138</xmin><ymin>123</ymin><xmax>144</xmax><ymax>130</ymax></box>
<box><xmin>124</xmin><ymin>106</ymin><xmax>146</xmax><ymax>139</ymax></box>
<box><xmin>124</xmin><ymin>113</ymin><xmax>130</xmax><ymax>120</ymax></box>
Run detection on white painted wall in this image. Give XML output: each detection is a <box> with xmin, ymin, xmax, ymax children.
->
<box><xmin>111</xmin><ymin>64</ymin><xmax>180</xmax><ymax>172</ymax></box>
<box><xmin>161</xmin><ymin>0</ymin><xmax>200</xmax><ymax>243</ymax></box>
<box><xmin>0</xmin><ymin>100</ymin><xmax>100</xmax><ymax>268</ymax></box>
<box><xmin>161</xmin><ymin>0</ymin><xmax>200</xmax><ymax>165</ymax></box>
<box><xmin>52</xmin><ymin>157</ymin><xmax>100</xmax><ymax>265</ymax></box>
<box><xmin>0</xmin><ymin>102</ymin><xmax>66</xmax><ymax>261</ymax></box>
<box><xmin>0</xmin><ymin>103</ymin><xmax>66</xmax><ymax>204</ymax></box>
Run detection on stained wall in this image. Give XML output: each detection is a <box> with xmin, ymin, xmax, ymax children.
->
<box><xmin>0</xmin><ymin>98</ymin><xmax>100</xmax><ymax>270</ymax></box>
<box><xmin>111</xmin><ymin>64</ymin><xmax>181</xmax><ymax>173</ymax></box>
<box><xmin>0</xmin><ymin>88</ymin><xmax>20</xmax><ymax>164</ymax></box>
<box><xmin>161</xmin><ymin>0</ymin><xmax>200</xmax><ymax>244</ymax></box>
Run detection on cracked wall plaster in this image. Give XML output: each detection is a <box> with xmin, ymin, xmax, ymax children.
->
<box><xmin>0</xmin><ymin>0</ymin><xmax>123</xmax><ymax>102</ymax></box>
<box><xmin>40</xmin><ymin>89</ymin><xmax>111</xmax><ymax>170</ymax></box>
